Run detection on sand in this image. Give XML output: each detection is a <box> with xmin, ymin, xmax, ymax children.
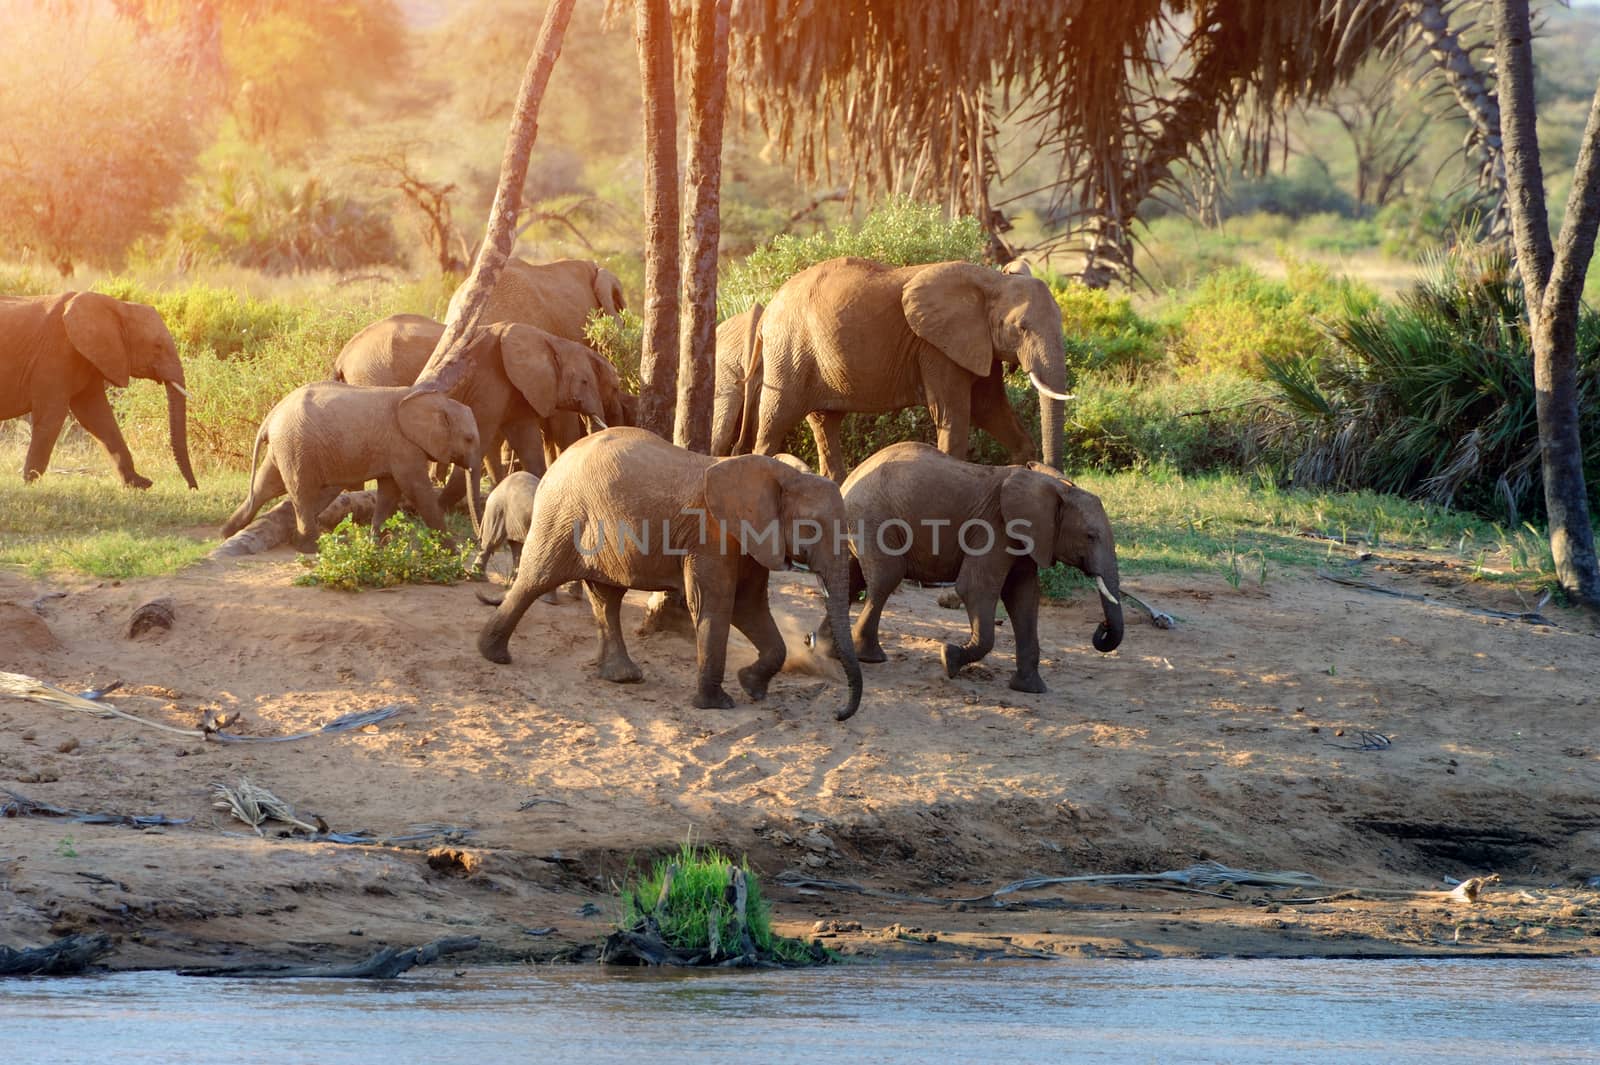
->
<box><xmin>3</xmin><ymin>538</ymin><xmax>1598</xmax><ymax>969</ymax></box>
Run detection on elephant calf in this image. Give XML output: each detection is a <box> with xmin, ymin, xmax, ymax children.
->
<box><xmin>478</xmin><ymin>427</ymin><xmax>864</xmax><ymax>720</ymax></box>
<box><xmin>819</xmin><ymin>442</ymin><xmax>1123</xmax><ymax>692</ymax></box>
<box><xmin>472</xmin><ymin>470</ymin><xmax>540</xmax><ymax>575</ymax></box>
<box><xmin>221</xmin><ymin>382</ymin><xmax>481</xmax><ymax>553</ymax></box>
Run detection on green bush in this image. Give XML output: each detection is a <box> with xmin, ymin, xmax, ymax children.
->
<box><xmin>1264</xmin><ymin>245</ymin><xmax>1600</xmax><ymax>523</ymax></box>
<box><xmin>584</xmin><ymin>307</ymin><xmax>644</xmax><ymax>393</ymax></box>
<box><xmin>1166</xmin><ymin>260</ymin><xmax>1377</xmax><ymax>377</ymax></box>
<box><xmin>615</xmin><ymin>841</ymin><xmax>826</xmax><ymax>965</ymax></box>
<box><xmin>720</xmin><ymin>198</ymin><xmax>986</xmax><ymax>316</ymax></box>
<box><xmin>1065</xmin><ymin>370</ymin><xmax>1270</xmax><ymax>474</ymax></box>
<box><xmin>295</xmin><ymin>513</ymin><xmax>472</xmax><ymax>591</ymax></box>
<box><xmin>1050</xmin><ymin>279</ymin><xmax>1165</xmax><ymax>375</ymax></box>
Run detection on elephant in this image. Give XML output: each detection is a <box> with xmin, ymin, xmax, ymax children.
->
<box><xmin>446</xmin><ymin>256</ymin><xmax>626</xmax><ymax>341</ymax></box>
<box><xmin>817</xmin><ymin>442</ymin><xmax>1122</xmax><ymax>693</ymax></box>
<box><xmin>332</xmin><ymin>314</ymin><xmax>623</xmax><ymax>481</ymax></box>
<box><xmin>472</xmin><ymin>469</ymin><xmax>539</xmax><ymax>576</ymax></box>
<box><xmin>1</xmin><ymin>292</ymin><xmax>197</xmax><ymax>488</ymax></box>
<box><xmin>220</xmin><ymin>382</ymin><xmax>481</xmax><ymax>553</ymax></box>
<box><xmin>746</xmin><ymin>257</ymin><xmax>1073</xmax><ymax>481</ymax></box>
<box><xmin>478</xmin><ymin>427</ymin><xmax>864</xmax><ymax>720</ymax></box>
<box><xmin>710</xmin><ymin>302</ymin><xmax>764</xmax><ymax>457</ymax></box>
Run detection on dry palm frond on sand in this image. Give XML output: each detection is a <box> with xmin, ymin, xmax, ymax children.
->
<box><xmin>211</xmin><ymin>778</ymin><xmax>320</xmax><ymax>836</ymax></box>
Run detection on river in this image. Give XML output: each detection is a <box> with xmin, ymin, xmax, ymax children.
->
<box><xmin>3</xmin><ymin>957</ymin><xmax>1597</xmax><ymax>1064</ymax></box>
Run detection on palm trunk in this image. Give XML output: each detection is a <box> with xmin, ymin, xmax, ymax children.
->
<box><xmin>1496</xmin><ymin>0</ymin><xmax>1600</xmax><ymax>607</ymax></box>
<box><xmin>636</xmin><ymin>0</ymin><xmax>681</xmax><ymax>440</ymax></box>
<box><xmin>412</xmin><ymin>0</ymin><xmax>576</xmax><ymax>398</ymax></box>
<box><xmin>674</xmin><ymin>0</ymin><xmax>732</xmax><ymax>453</ymax></box>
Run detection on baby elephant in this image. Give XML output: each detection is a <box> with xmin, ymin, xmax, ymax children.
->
<box><xmin>473</xmin><ymin>470</ymin><xmax>541</xmax><ymax>575</ymax></box>
<box><xmin>221</xmin><ymin>382</ymin><xmax>481</xmax><ymax>552</ymax></box>
<box><xmin>820</xmin><ymin>442</ymin><xmax>1123</xmax><ymax>692</ymax></box>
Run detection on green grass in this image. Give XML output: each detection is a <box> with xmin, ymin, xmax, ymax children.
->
<box><xmin>617</xmin><ymin>841</ymin><xmax>826</xmax><ymax>966</ymax></box>
<box><xmin>0</xmin><ymin>457</ymin><xmax>247</xmax><ymax>578</ymax></box>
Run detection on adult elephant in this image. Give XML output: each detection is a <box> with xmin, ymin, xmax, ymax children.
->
<box><xmin>478</xmin><ymin>427</ymin><xmax>864</xmax><ymax>721</ymax></box>
<box><xmin>446</xmin><ymin>256</ymin><xmax>626</xmax><ymax>340</ymax></box>
<box><xmin>1</xmin><ymin>292</ymin><xmax>197</xmax><ymax>488</ymax></box>
<box><xmin>333</xmin><ymin>314</ymin><xmax>623</xmax><ymax>478</ymax></box>
<box><xmin>747</xmin><ymin>257</ymin><xmax>1072</xmax><ymax>481</ymax></box>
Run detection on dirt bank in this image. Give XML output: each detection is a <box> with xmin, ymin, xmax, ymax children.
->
<box><xmin>3</xmin><ymin>541</ymin><xmax>1599</xmax><ymax>969</ymax></box>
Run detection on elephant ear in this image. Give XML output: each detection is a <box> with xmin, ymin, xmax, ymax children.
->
<box><xmin>592</xmin><ymin>267</ymin><xmax>627</xmax><ymax>315</ymax></box>
<box><xmin>62</xmin><ymin>293</ymin><xmax>130</xmax><ymax>387</ymax></box>
<box><xmin>703</xmin><ymin>455</ymin><xmax>786</xmax><ymax>571</ymax></box>
<box><xmin>496</xmin><ymin>324</ymin><xmax>559</xmax><ymax>419</ymax></box>
<box><xmin>902</xmin><ymin>263</ymin><xmax>996</xmax><ymax>378</ymax></box>
<box><xmin>1000</xmin><ymin>468</ymin><xmax>1059</xmax><ymax>570</ymax></box>
<box><xmin>397</xmin><ymin>391</ymin><xmax>472</xmax><ymax>465</ymax></box>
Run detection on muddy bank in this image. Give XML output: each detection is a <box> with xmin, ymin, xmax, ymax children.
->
<box><xmin>2</xmin><ymin>550</ymin><xmax>1599</xmax><ymax>969</ymax></box>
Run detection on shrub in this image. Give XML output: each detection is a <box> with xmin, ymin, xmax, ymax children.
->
<box><xmin>1050</xmin><ymin>279</ymin><xmax>1165</xmax><ymax>375</ymax></box>
<box><xmin>584</xmin><ymin>307</ymin><xmax>644</xmax><ymax>393</ymax></box>
<box><xmin>295</xmin><ymin>514</ymin><xmax>472</xmax><ymax>591</ymax></box>
<box><xmin>612</xmin><ymin>841</ymin><xmax>827</xmax><ymax>966</ymax></box>
<box><xmin>720</xmin><ymin>198</ymin><xmax>985</xmax><ymax>316</ymax></box>
<box><xmin>1264</xmin><ymin>245</ymin><xmax>1600</xmax><ymax>524</ymax></box>
<box><xmin>1065</xmin><ymin>370</ymin><xmax>1271</xmax><ymax>474</ymax></box>
<box><xmin>1167</xmin><ymin>260</ymin><xmax>1377</xmax><ymax>377</ymax></box>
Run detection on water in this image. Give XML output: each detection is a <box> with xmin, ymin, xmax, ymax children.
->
<box><xmin>3</xmin><ymin>958</ymin><xmax>1597</xmax><ymax>1064</ymax></box>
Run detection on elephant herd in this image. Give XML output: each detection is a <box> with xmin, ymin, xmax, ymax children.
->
<box><xmin>3</xmin><ymin>255</ymin><xmax>1123</xmax><ymax>722</ymax></box>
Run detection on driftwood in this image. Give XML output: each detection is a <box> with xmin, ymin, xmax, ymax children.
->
<box><xmin>0</xmin><ymin>934</ymin><xmax>114</xmax><ymax>976</ymax></box>
<box><xmin>178</xmin><ymin>935</ymin><xmax>480</xmax><ymax>979</ymax></box>
<box><xmin>1317</xmin><ymin>572</ymin><xmax>1554</xmax><ymax>626</ymax></box>
<box><xmin>210</xmin><ymin>492</ymin><xmax>377</xmax><ymax>558</ymax></box>
<box><xmin>1</xmin><ymin>787</ymin><xmax>191</xmax><ymax>828</ymax></box>
<box><xmin>126</xmin><ymin>596</ymin><xmax>175</xmax><ymax>639</ymax></box>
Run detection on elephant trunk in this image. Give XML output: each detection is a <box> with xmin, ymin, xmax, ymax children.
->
<box><xmin>464</xmin><ymin>451</ymin><xmax>484</xmax><ymax>540</ymax></box>
<box><xmin>1092</xmin><ymin>571</ymin><xmax>1124</xmax><ymax>653</ymax></box>
<box><xmin>1021</xmin><ymin>337</ymin><xmax>1068</xmax><ymax>472</ymax></box>
<box><xmin>820</xmin><ymin>558</ymin><xmax>863</xmax><ymax>721</ymax></box>
<box><xmin>164</xmin><ymin>379</ymin><xmax>198</xmax><ymax>490</ymax></box>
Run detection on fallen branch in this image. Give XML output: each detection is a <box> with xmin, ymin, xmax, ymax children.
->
<box><xmin>0</xmin><ymin>934</ymin><xmax>114</xmax><ymax>977</ymax></box>
<box><xmin>178</xmin><ymin>936</ymin><xmax>480</xmax><ymax>979</ymax></box>
<box><xmin>210</xmin><ymin>492</ymin><xmax>377</xmax><ymax>559</ymax></box>
<box><xmin>1317</xmin><ymin>573</ymin><xmax>1554</xmax><ymax>626</ymax></box>
<box><xmin>1</xmin><ymin>787</ymin><xmax>191</xmax><ymax>828</ymax></box>
<box><xmin>1121</xmin><ymin>589</ymin><xmax>1175</xmax><ymax>629</ymax></box>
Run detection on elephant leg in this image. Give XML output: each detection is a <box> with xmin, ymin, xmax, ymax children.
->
<box><xmin>1001</xmin><ymin>562</ymin><xmax>1046</xmax><ymax>693</ymax></box>
<box><xmin>971</xmin><ymin>369</ymin><xmax>1035</xmax><ymax>464</ymax></box>
<box><xmin>21</xmin><ymin>395</ymin><xmax>71</xmax><ymax>483</ymax></box>
<box><xmin>222</xmin><ymin>458</ymin><xmax>286</xmax><ymax>537</ymax></box>
<box><xmin>851</xmin><ymin>551</ymin><xmax>904</xmax><ymax>665</ymax></box>
<box><xmin>372</xmin><ymin>476</ymin><xmax>401</xmax><ymax>531</ymax></box>
<box><xmin>751</xmin><ymin>385</ymin><xmax>810</xmax><ymax>464</ymax></box>
<box><xmin>685</xmin><ymin>561</ymin><xmax>736</xmax><ymax>709</ymax></box>
<box><xmin>436</xmin><ymin>467</ymin><xmax>468</xmax><ymax>510</ymax></box>
<box><xmin>394</xmin><ymin>464</ymin><xmax>449</xmax><ymax>534</ymax></box>
<box><xmin>927</xmin><ymin>392</ymin><xmax>973</xmax><ymax>463</ymax></box>
<box><xmin>478</xmin><ymin>549</ymin><xmax>570</xmax><ymax>664</ymax></box>
<box><xmin>808</xmin><ymin>411</ymin><xmax>848</xmax><ymax>483</ymax></box>
<box><xmin>732</xmin><ymin>565</ymin><xmax>786</xmax><ymax>700</ymax></box>
<box><xmin>69</xmin><ymin>386</ymin><xmax>148</xmax><ymax>488</ymax></box>
<box><xmin>941</xmin><ymin>565</ymin><xmax>997</xmax><ymax>678</ymax></box>
<box><xmin>291</xmin><ymin>484</ymin><xmax>342</xmax><ymax>553</ymax></box>
<box><xmin>586</xmin><ymin>581</ymin><xmax>643</xmax><ymax>684</ymax></box>
<box><xmin>503</xmin><ymin>419</ymin><xmax>546</xmax><ymax>476</ymax></box>
<box><xmin>484</xmin><ymin>446</ymin><xmax>507</xmax><ymax>485</ymax></box>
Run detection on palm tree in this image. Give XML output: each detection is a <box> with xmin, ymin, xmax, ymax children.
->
<box><xmin>634</xmin><ymin>0</ymin><xmax>682</xmax><ymax>439</ymax></box>
<box><xmin>1494</xmin><ymin>0</ymin><xmax>1600</xmax><ymax>607</ymax></box>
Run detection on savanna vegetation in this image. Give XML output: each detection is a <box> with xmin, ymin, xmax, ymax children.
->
<box><xmin>2</xmin><ymin>0</ymin><xmax>1598</xmax><ymax>603</ymax></box>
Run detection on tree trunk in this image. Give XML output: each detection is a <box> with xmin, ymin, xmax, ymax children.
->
<box><xmin>1495</xmin><ymin>0</ymin><xmax>1600</xmax><ymax>608</ymax></box>
<box><xmin>636</xmin><ymin>0</ymin><xmax>682</xmax><ymax>440</ymax></box>
<box><xmin>673</xmin><ymin>0</ymin><xmax>731</xmax><ymax>453</ymax></box>
<box><xmin>411</xmin><ymin>0</ymin><xmax>577</xmax><ymax>397</ymax></box>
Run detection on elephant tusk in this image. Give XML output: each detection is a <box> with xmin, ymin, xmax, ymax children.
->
<box><xmin>168</xmin><ymin>382</ymin><xmax>189</xmax><ymax>399</ymax></box>
<box><xmin>1096</xmin><ymin>576</ymin><xmax>1119</xmax><ymax>606</ymax></box>
<box><xmin>587</xmin><ymin>414</ymin><xmax>608</xmax><ymax>432</ymax></box>
<box><xmin>1029</xmin><ymin>371</ymin><xmax>1075</xmax><ymax>403</ymax></box>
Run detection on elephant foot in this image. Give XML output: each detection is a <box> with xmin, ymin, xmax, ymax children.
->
<box><xmin>124</xmin><ymin>473</ymin><xmax>153</xmax><ymax>490</ymax></box>
<box><xmin>539</xmin><ymin>591</ymin><xmax>563</xmax><ymax>606</ymax></box>
<box><xmin>562</xmin><ymin>581</ymin><xmax>584</xmax><ymax>601</ymax></box>
<box><xmin>941</xmin><ymin>642</ymin><xmax>976</xmax><ymax>678</ymax></box>
<box><xmin>598</xmin><ymin>657</ymin><xmax>644</xmax><ymax>684</ymax></box>
<box><xmin>737</xmin><ymin>664</ymin><xmax>775</xmax><ymax>701</ymax></box>
<box><xmin>694</xmin><ymin>685</ymin><xmax>736</xmax><ymax>710</ymax></box>
<box><xmin>292</xmin><ymin>536</ymin><xmax>321</xmax><ymax>554</ymax></box>
<box><xmin>637</xmin><ymin>590</ymin><xmax>693</xmax><ymax>637</ymax></box>
<box><xmin>1008</xmin><ymin>671</ymin><xmax>1048</xmax><ymax>694</ymax></box>
<box><xmin>475</xmin><ymin>589</ymin><xmax>506</xmax><ymax>607</ymax></box>
<box><xmin>855</xmin><ymin>641</ymin><xmax>887</xmax><ymax>665</ymax></box>
<box><xmin>478</xmin><ymin>632</ymin><xmax>513</xmax><ymax>665</ymax></box>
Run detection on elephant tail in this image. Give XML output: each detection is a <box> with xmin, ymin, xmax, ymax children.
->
<box><xmin>220</xmin><ymin>420</ymin><xmax>270</xmax><ymax>539</ymax></box>
<box><xmin>734</xmin><ymin>311</ymin><xmax>765</xmax><ymax>456</ymax></box>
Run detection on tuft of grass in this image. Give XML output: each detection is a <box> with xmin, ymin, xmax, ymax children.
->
<box><xmin>616</xmin><ymin>841</ymin><xmax>827</xmax><ymax>966</ymax></box>
<box><xmin>295</xmin><ymin>513</ymin><xmax>472</xmax><ymax>591</ymax></box>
